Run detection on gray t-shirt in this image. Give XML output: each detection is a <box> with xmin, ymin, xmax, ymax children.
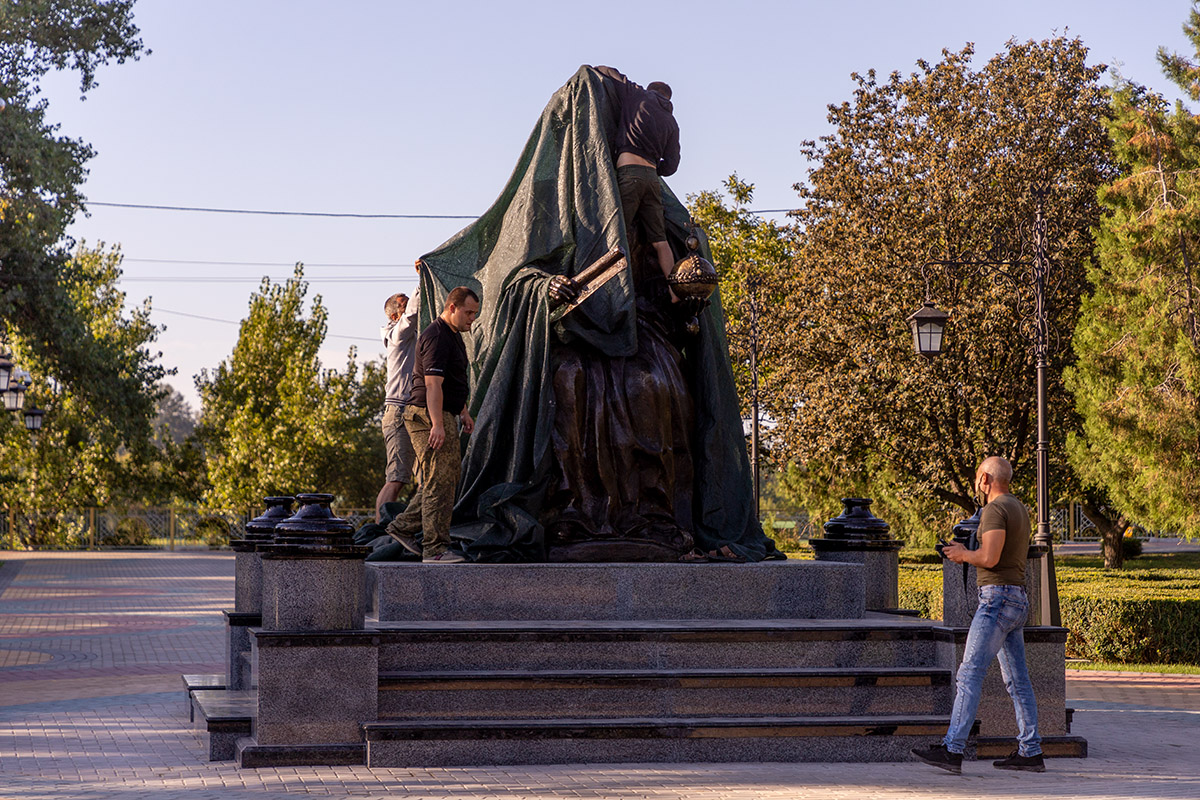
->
<box><xmin>382</xmin><ymin>284</ymin><xmax>420</xmax><ymax>406</ymax></box>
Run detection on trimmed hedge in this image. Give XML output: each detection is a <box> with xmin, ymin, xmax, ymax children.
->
<box><xmin>898</xmin><ymin>564</ymin><xmax>943</xmax><ymax>620</ymax></box>
<box><xmin>1060</xmin><ymin>594</ymin><xmax>1200</xmax><ymax>662</ymax></box>
<box><xmin>897</xmin><ymin>556</ymin><xmax>1200</xmax><ymax>664</ymax></box>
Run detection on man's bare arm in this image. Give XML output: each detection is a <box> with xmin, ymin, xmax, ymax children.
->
<box><xmin>425</xmin><ymin>375</ymin><xmax>446</xmax><ymax>450</ymax></box>
<box><xmin>944</xmin><ymin>529</ymin><xmax>1005</xmax><ymax>568</ymax></box>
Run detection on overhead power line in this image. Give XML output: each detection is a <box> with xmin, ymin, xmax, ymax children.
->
<box><xmin>155</xmin><ymin>308</ymin><xmax>378</xmax><ymax>343</ymax></box>
<box><xmin>90</xmin><ymin>201</ymin><xmax>797</xmax><ymax>219</ymax></box>
<box><xmin>123</xmin><ymin>275</ymin><xmax>410</xmax><ymax>284</ymax></box>
<box><xmin>123</xmin><ymin>258</ymin><xmax>415</xmax><ymax>268</ymax></box>
<box><xmin>89</xmin><ymin>202</ymin><xmax>478</xmax><ymax>219</ymax></box>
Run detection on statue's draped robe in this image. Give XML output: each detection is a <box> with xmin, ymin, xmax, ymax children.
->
<box><xmin>412</xmin><ymin>66</ymin><xmax>779</xmax><ymax>562</ymax></box>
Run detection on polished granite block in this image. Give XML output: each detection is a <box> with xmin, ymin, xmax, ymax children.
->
<box><xmin>811</xmin><ymin>548</ymin><xmax>901</xmax><ymax>611</ymax></box>
<box><xmin>261</xmin><ymin>558</ymin><xmax>365</xmax><ymax>631</ymax></box>
<box><xmin>375</xmin><ymin>666</ymin><xmax>953</xmax><ymax>720</ymax></box>
<box><xmin>225</xmin><ymin>621</ymin><xmax>250</xmax><ymax>691</ymax></box>
<box><xmin>369</xmin><ymin>561</ymin><xmax>866</xmax><ymax>622</ymax></box>
<box><xmin>372</xmin><ymin>617</ymin><xmax>943</xmax><ymax>673</ymax></box>
<box><xmin>234</xmin><ymin>550</ymin><xmax>264</xmax><ymax>613</ymax></box>
<box><xmin>252</xmin><ymin>639</ymin><xmax>377</xmax><ymax>746</ymax></box>
<box><xmin>182</xmin><ymin>673</ymin><xmax>224</xmax><ymax>721</ymax></box>
<box><xmin>237</xmin><ymin>739</ymin><xmax>364</xmax><ymax>768</ymax></box>
<box><xmin>191</xmin><ymin>689</ymin><xmax>253</xmax><ymax>760</ymax></box>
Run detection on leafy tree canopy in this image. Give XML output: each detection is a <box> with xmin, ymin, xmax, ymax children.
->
<box><xmin>196</xmin><ymin>266</ymin><xmax>386</xmax><ymax>509</ymax></box>
<box><xmin>1</xmin><ymin>243</ymin><xmax>167</xmax><ymax>517</ymax></box>
<box><xmin>751</xmin><ymin>38</ymin><xmax>1114</xmax><ymax>542</ymax></box>
<box><xmin>1068</xmin><ymin>2</ymin><xmax>1200</xmax><ymax>542</ymax></box>
<box><xmin>1</xmin><ymin>1</ymin><xmax>154</xmax><ymax>443</ymax></box>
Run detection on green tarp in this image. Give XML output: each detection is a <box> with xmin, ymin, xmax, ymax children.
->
<box><xmin>414</xmin><ymin>66</ymin><xmax>779</xmax><ymax>562</ymax></box>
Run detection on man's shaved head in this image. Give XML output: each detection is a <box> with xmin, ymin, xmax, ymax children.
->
<box><xmin>978</xmin><ymin>456</ymin><xmax>1013</xmax><ymax>486</ymax></box>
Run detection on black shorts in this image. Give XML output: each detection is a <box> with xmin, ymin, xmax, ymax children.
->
<box><xmin>617</xmin><ymin>164</ymin><xmax>667</xmax><ymax>244</ymax></box>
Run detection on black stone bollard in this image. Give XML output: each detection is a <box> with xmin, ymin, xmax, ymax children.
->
<box><xmin>232</xmin><ymin>496</ymin><xmax>295</xmax><ymax>614</ymax></box>
<box><xmin>809</xmin><ymin>498</ymin><xmax>905</xmax><ymax>612</ymax></box>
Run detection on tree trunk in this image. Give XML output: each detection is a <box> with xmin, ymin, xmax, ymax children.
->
<box><xmin>1081</xmin><ymin>494</ymin><xmax>1130</xmax><ymax>569</ymax></box>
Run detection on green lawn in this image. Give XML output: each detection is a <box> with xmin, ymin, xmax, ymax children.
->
<box><xmin>1067</xmin><ymin>661</ymin><xmax>1200</xmax><ymax>674</ymax></box>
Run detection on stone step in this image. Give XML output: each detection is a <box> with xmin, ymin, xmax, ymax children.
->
<box><xmin>191</xmin><ymin>689</ymin><xmax>254</xmax><ymax>761</ymax></box>
<box><xmin>976</xmin><ymin>735</ymin><xmax>1088</xmax><ymax>759</ymax></box>
<box><xmin>377</xmin><ymin>666</ymin><xmax>953</xmax><ymax>720</ymax></box>
<box><xmin>379</xmin><ymin>662</ymin><xmax>950</xmax><ymax>719</ymax></box>
<box><xmin>362</xmin><ymin>714</ymin><xmax>963</xmax><ymax>766</ymax></box>
<box><xmin>371</xmin><ymin>617</ymin><xmax>941</xmax><ymax>673</ymax></box>
<box><xmin>182</xmin><ymin>673</ymin><xmax>224</xmax><ymax>722</ymax></box>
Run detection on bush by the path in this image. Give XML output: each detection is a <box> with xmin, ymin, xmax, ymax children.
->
<box><xmin>896</xmin><ymin>551</ymin><xmax>1200</xmax><ymax>664</ymax></box>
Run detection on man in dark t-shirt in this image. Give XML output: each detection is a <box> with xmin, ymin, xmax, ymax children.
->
<box><xmin>385</xmin><ymin>286</ymin><xmax>480</xmax><ymax>563</ymax></box>
<box><xmin>912</xmin><ymin>456</ymin><xmax>1044</xmax><ymax>774</ymax></box>
<box><xmin>593</xmin><ymin>65</ymin><xmax>681</xmax><ymax>297</ymax></box>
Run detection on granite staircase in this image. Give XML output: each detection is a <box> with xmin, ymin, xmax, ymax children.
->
<box><xmin>355</xmin><ymin>564</ymin><xmax>959</xmax><ymax>767</ymax></box>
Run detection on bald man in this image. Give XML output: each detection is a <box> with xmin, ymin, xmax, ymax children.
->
<box><xmin>912</xmin><ymin>456</ymin><xmax>1044</xmax><ymax>774</ymax></box>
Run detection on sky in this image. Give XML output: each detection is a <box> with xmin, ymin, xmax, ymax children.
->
<box><xmin>29</xmin><ymin>0</ymin><xmax>1200</xmax><ymax>410</ymax></box>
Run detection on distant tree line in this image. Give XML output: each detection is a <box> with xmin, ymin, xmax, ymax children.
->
<box><xmin>11</xmin><ymin>2</ymin><xmax>1200</xmax><ymax>569</ymax></box>
<box><xmin>690</xmin><ymin>5</ymin><xmax>1200</xmax><ymax>568</ymax></box>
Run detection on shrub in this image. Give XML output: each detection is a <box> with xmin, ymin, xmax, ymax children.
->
<box><xmin>107</xmin><ymin>517</ymin><xmax>152</xmax><ymax>547</ymax></box>
<box><xmin>1061</xmin><ymin>593</ymin><xmax>1200</xmax><ymax>663</ymax></box>
<box><xmin>196</xmin><ymin>516</ymin><xmax>231</xmax><ymax>548</ymax></box>
<box><xmin>1122</xmin><ymin>536</ymin><xmax>1143</xmax><ymax>560</ymax></box>
<box><xmin>898</xmin><ymin>564</ymin><xmax>943</xmax><ymax>619</ymax></box>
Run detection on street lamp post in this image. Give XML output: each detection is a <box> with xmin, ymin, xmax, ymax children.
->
<box><xmin>747</xmin><ymin>274</ymin><xmax>761</xmax><ymax>518</ymax></box>
<box><xmin>906</xmin><ymin>186</ymin><xmax>1061</xmax><ymax>627</ymax></box>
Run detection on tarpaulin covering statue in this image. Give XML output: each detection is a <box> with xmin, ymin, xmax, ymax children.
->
<box><xmin>410</xmin><ymin>65</ymin><xmax>781</xmax><ymax>563</ymax></box>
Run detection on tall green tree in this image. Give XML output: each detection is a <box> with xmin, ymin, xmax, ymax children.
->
<box><xmin>759</xmin><ymin>38</ymin><xmax>1115</xmax><ymax>543</ymax></box>
<box><xmin>1</xmin><ymin>1</ymin><xmax>155</xmax><ymax>442</ymax></box>
<box><xmin>0</xmin><ymin>243</ymin><xmax>167</xmax><ymax>544</ymax></box>
<box><xmin>689</xmin><ymin>174</ymin><xmax>796</xmax><ymax>421</ymax></box>
<box><xmin>1068</xmin><ymin>3</ymin><xmax>1200</xmax><ymax>553</ymax></box>
<box><xmin>196</xmin><ymin>267</ymin><xmax>386</xmax><ymax>509</ymax></box>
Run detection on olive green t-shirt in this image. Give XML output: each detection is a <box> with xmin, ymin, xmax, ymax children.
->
<box><xmin>976</xmin><ymin>493</ymin><xmax>1031</xmax><ymax>587</ymax></box>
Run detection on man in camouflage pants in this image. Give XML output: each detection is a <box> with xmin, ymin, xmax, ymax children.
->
<box><xmin>385</xmin><ymin>286</ymin><xmax>480</xmax><ymax>563</ymax></box>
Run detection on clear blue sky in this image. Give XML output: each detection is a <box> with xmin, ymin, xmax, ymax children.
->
<box><xmin>35</xmin><ymin>0</ymin><xmax>1199</xmax><ymax>409</ymax></box>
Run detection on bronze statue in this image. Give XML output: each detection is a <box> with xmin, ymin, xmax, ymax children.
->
<box><xmin>401</xmin><ymin>66</ymin><xmax>779</xmax><ymax>564</ymax></box>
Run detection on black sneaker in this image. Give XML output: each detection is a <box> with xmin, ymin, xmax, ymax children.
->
<box><xmin>911</xmin><ymin>744</ymin><xmax>963</xmax><ymax>774</ymax></box>
<box><xmin>993</xmin><ymin>750</ymin><xmax>1045</xmax><ymax>772</ymax></box>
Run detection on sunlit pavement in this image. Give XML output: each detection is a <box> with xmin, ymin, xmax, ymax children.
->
<box><xmin>1</xmin><ymin>551</ymin><xmax>1197</xmax><ymax>800</ymax></box>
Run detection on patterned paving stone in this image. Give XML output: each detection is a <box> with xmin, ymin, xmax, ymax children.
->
<box><xmin>0</xmin><ymin>551</ymin><xmax>1197</xmax><ymax>799</ymax></box>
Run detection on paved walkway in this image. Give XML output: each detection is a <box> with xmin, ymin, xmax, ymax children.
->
<box><xmin>1</xmin><ymin>551</ymin><xmax>1197</xmax><ymax>800</ymax></box>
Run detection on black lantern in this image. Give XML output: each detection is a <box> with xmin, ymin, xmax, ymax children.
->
<box><xmin>3</xmin><ymin>372</ymin><xmax>27</xmax><ymax>412</ymax></box>
<box><xmin>906</xmin><ymin>302</ymin><xmax>950</xmax><ymax>357</ymax></box>
<box><xmin>0</xmin><ymin>354</ymin><xmax>12</xmax><ymax>392</ymax></box>
<box><xmin>23</xmin><ymin>406</ymin><xmax>43</xmax><ymax>432</ymax></box>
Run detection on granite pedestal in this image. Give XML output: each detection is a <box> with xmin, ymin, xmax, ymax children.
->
<box><xmin>810</xmin><ymin>540</ymin><xmax>905</xmax><ymax>612</ymax></box>
<box><xmin>368</xmin><ymin>561</ymin><xmax>866</xmax><ymax>622</ymax></box>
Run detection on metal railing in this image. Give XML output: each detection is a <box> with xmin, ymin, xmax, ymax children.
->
<box><xmin>0</xmin><ymin>506</ymin><xmax>376</xmax><ymax>551</ymax></box>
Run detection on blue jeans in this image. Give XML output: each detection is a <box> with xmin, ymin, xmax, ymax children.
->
<box><xmin>944</xmin><ymin>584</ymin><xmax>1042</xmax><ymax>757</ymax></box>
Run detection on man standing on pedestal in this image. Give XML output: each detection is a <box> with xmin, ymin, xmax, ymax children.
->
<box><xmin>911</xmin><ymin>456</ymin><xmax>1044</xmax><ymax>773</ymax></box>
<box><xmin>385</xmin><ymin>286</ymin><xmax>480</xmax><ymax>563</ymax></box>
<box><xmin>375</xmin><ymin>275</ymin><xmax>421</xmax><ymax>522</ymax></box>
<box><xmin>593</xmin><ymin>65</ymin><xmax>680</xmax><ymax>295</ymax></box>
